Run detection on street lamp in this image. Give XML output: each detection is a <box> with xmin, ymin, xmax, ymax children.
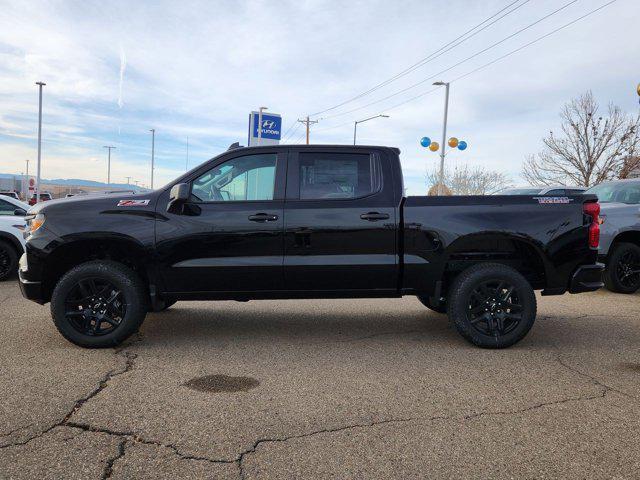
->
<box><xmin>149</xmin><ymin>129</ymin><xmax>155</xmax><ymax>189</ymax></box>
<box><xmin>257</xmin><ymin>107</ymin><xmax>268</xmax><ymax>145</ymax></box>
<box><xmin>35</xmin><ymin>82</ymin><xmax>45</xmax><ymax>203</ymax></box>
<box><xmin>432</xmin><ymin>81</ymin><xmax>450</xmax><ymax>196</ymax></box>
<box><xmin>353</xmin><ymin>114</ymin><xmax>390</xmax><ymax>145</ymax></box>
<box><xmin>103</xmin><ymin>146</ymin><xmax>116</xmax><ymax>185</ymax></box>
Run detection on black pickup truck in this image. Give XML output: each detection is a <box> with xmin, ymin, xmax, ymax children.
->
<box><xmin>19</xmin><ymin>145</ymin><xmax>603</xmax><ymax>349</ymax></box>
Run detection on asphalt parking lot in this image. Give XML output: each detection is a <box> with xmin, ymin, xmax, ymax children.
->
<box><xmin>0</xmin><ymin>280</ymin><xmax>638</xmax><ymax>479</ymax></box>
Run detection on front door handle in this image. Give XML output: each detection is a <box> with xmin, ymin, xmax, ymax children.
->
<box><xmin>360</xmin><ymin>212</ymin><xmax>390</xmax><ymax>221</ymax></box>
<box><xmin>248</xmin><ymin>213</ymin><xmax>279</xmax><ymax>222</ymax></box>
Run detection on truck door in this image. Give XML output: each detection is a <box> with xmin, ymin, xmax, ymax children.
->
<box><xmin>155</xmin><ymin>150</ymin><xmax>286</xmax><ymax>293</ymax></box>
<box><xmin>283</xmin><ymin>147</ymin><xmax>397</xmax><ymax>292</ymax></box>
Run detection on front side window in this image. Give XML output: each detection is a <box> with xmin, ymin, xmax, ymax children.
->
<box><xmin>298</xmin><ymin>152</ymin><xmax>378</xmax><ymax>200</ymax></box>
<box><xmin>191</xmin><ymin>153</ymin><xmax>276</xmax><ymax>202</ymax></box>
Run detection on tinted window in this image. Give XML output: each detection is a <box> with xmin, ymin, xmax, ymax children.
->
<box><xmin>499</xmin><ymin>188</ymin><xmax>542</xmax><ymax>195</ymax></box>
<box><xmin>586</xmin><ymin>182</ymin><xmax>640</xmax><ymax>204</ymax></box>
<box><xmin>0</xmin><ymin>199</ymin><xmax>16</xmax><ymax>215</ymax></box>
<box><xmin>192</xmin><ymin>154</ymin><xmax>276</xmax><ymax>202</ymax></box>
<box><xmin>298</xmin><ymin>152</ymin><xmax>378</xmax><ymax>200</ymax></box>
<box><xmin>545</xmin><ymin>189</ymin><xmax>565</xmax><ymax>195</ymax></box>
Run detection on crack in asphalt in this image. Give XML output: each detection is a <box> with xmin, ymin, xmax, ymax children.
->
<box><xmin>0</xmin><ymin>344</ymin><xmax>139</xmax><ymax>450</ymax></box>
<box><xmin>555</xmin><ymin>356</ymin><xmax>637</xmax><ymax>401</ymax></box>
<box><xmin>102</xmin><ymin>439</ymin><xmax>127</xmax><ymax>479</ymax></box>
<box><xmin>64</xmin><ymin>422</ymin><xmax>236</xmax><ymax>466</ymax></box>
<box><xmin>234</xmin><ymin>416</ymin><xmax>421</xmax><ymax>479</ymax></box>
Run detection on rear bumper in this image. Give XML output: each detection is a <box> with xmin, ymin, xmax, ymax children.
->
<box><xmin>569</xmin><ymin>263</ymin><xmax>604</xmax><ymax>294</ymax></box>
<box><xmin>18</xmin><ymin>253</ymin><xmax>46</xmax><ymax>304</ymax></box>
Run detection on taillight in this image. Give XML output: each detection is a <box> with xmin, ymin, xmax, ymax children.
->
<box><xmin>583</xmin><ymin>201</ymin><xmax>600</xmax><ymax>249</ymax></box>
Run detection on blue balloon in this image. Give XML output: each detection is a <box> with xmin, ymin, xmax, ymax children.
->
<box><xmin>420</xmin><ymin>137</ymin><xmax>431</xmax><ymax>147</ymax></box>
<box><xmin>458</xmin><ymin>140</ymin><xmax>467</xmax><ymax>151</ymax></box>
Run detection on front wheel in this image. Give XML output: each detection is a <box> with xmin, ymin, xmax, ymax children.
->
<box><xmin>50</xmin><ymin>260</ymin><xmax>148</xmax><ymax>348</ymax></box>
<box><xmin>447</xmin><ymin>263</ymin><xmax>537</xmax><ymax>349</ymax></box>
<box><xmin>603</xmin><ymin>243</ymin><xmax>640</xmax><ymax>294</ymax></box>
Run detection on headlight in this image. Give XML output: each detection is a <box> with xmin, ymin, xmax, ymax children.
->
<box><xmin>25</xmin><ymin>213</ymin><xmax>45</xmax><ymax>236</ymax></box>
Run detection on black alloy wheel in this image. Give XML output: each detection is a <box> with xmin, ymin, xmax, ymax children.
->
<box><xmin>467</xmin><ymin>280</ymin><xmax>523</xmax><ymax>337</ymax></box>
<box><xmin>64</xmin><ymin>278</ymin><xmax>126</xmax><ymax>336</ymax></box>
<box><xmin>615</xmin><ymin>250</ymin><xmax>640</xmax><ymax>291</ymax></box>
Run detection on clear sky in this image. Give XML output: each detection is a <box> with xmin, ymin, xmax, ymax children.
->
<box><xmin>0</xmin><ymin>0</ymin><xmax>638</xmax><ymax>194</ymax></box>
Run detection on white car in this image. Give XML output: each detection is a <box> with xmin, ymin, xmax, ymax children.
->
<box><xmin>0</xmin><ymin>195</ymin><xmax>28</xmax><ymax>280</ymax></box>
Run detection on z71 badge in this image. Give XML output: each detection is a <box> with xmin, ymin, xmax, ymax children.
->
<box><xmin>533</xmin><ymin>196</ymin><xmax>574</xmax><ymax>204</ymax></box>
<box><xmin>117</xmin><ymin>199</ymin><xmax>150</xmax><ymax>207</ymax></box>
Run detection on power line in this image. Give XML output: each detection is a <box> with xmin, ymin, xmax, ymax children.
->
<box><xmin>318</xmin><ymin>0</ymin><xmax>578</xmax><ymax>122</ymax></box>
<box><xmin>313</xmin><ymin>0</ymin><xmax>618</xmax><ymax>136</ymax></box>
<box><xmin>310</xmin><ymin>0</ymin><xmax>529</xmax><ymax>117</ymax></box>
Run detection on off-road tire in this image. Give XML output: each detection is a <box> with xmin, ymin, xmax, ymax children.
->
<box><xmin>603</xmin><ymin>242</ymin><xmax>640</xmax><ymax>294</ymax></box>
<box><xmin>50</xmin><ymin>260</ymin><xmax>148</xmax><ymax>348</ymax></box>
<box><xmin>447</xmin><ymin>263</ymin><xmax>537</xmax><ymax>349</ymax></box>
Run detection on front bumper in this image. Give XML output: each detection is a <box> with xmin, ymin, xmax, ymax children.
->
<box><xmin>18</xmin><ymin>253</ymin><xmax>46</xmax><ymax>304</ymax></box>
<box><xmin>569</xmin><ymin>262</ymin><xmax>604</xmax><ymax>294</ymax></box>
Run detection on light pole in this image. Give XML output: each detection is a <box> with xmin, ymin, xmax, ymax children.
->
<box><xmin>125</xmin><ymin>176</ymin><xmax>131</xmax><ymax>185</ymax></box>
<box><xmin>103</xmin><ymin>146</ymin><xmax>116</xmax><ymax>185</ymax></box>
<box><xmin>35</xmin><ymin>82</ymin><xmax>45</xmax><ymax>203</ymax></box>
<box><xmin>433</xmin><ymin>81</ymin><xmax>450</xmax><ymax>196</ymax></box>
<box><xmin>257</xmin><ymin>107</ymin><xmax>268</xmax><ymax>145</ymax></box>
<box><xmin>353</xmin><ymin>114</ymin><xmax>389</xmax><ymax>145</ymax></box>
<box><xmin>150</xmin><ymin>129</ymin><xmax>155</xmax><ymax>189</ymax></box>
<box><xmin>24</xmin><ymin>159</ymin><xmax>29</xmax><ymax>201</ymax></box>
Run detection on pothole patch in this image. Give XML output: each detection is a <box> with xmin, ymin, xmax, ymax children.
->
<box><xmin>619</xmin><ymin>363</ymin><xmax>640</xmax><ymax>373</ymax></box>
<box><xmin>183</xmin><ymin>375</ymin><xmax>259</xmax><ymax>393</ymax></box>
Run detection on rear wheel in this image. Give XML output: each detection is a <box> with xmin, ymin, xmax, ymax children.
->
<box><xmin>0</xmin><ymin>240</ymin><xmax>18</xmax><ymax>281</ymax></box>
<box><xmin>604</xmin><ymin>243</ymin><xmax>640</xmax><ymax>294</ymax></box>
<box><xmin>50</xmin><ymin>260</ymin><xmax>148</xmax><ymax>348</ymax></box>
<box><xmin>416</xmin><ymin>294</ymin><xmax>447</xmax><ymax>314</ymax></box>
<box><xmin>447</xmin><ymin>263</ymin><xmax>537</xmax><ymax>349</ymax></box>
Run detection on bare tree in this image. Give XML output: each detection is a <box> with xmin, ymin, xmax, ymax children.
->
<box><xmin>522</xmin><ymin>91</ymin><xmax>640</xmax><ymax>187</ymax></box>
<box><xmin>620</xmin><ymin>155</ymin><xmax>640</xmax><ymax>179</ymax></box>
<box><xmin>426</xmin><ymin>164</ymin><xmax>511</xmax><ymax>195</ymax></box>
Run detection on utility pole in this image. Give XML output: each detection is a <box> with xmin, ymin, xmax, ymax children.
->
<box><xmin>149</xmin><ymin>129</ymin><xmax>155</xmax><ymax>189</ymax></box>
<box><xmin>433</xmin><ymin>81</ymin><xmax>450</xmax><ymax>196</ymax></box>
<box><xmin>297</xmin><ymin>116</ymin><xmax>318</xmax><ymax>145</ymax></box>
<box><xmin>35</xmin><ymin>81</ymin><xmax>45</xmax><ymax>204</ymax></box>
<box><xmin>103</xmin><ymin>146</ymin><xmax>116</xmax><ymax>185</ymax></box>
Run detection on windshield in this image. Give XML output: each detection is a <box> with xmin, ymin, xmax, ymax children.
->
<box><xmin>586</xmin><ymin>182</ymin><xmax>640</xmax><ymax>204</ymax></box>
<box><xmin>499</xmin><ymin>188</ymin><xmax>542</xmax><ymax>195</ymax></box>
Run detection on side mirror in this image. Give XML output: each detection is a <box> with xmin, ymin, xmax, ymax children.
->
<box><xmin>13</xmin><ymin>208</ymin><xmax>27</xmax><ymax>217</ymax></box>
<box><xmin>167</xmin><ymin>183</ymin><xmax>190</xmax><ymax>214</ymax></box>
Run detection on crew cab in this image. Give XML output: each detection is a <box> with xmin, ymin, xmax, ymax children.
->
<box><xmin>19</xmin><ymin>145</ymin><xmax>603</xmax><ymax>349</ymax></box>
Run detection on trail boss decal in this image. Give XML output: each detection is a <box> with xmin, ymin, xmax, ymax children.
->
<box><xmin>533</xmin><ymin>196</ymin><xmax>574</xmax><ymax>204</ymax></box>
<box><xmin>117</xmin><ymin>199</ymin><xmax>150</xmax><ymax>207</ymax></box>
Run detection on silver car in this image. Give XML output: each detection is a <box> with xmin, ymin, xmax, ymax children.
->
<box><xmin>498</xmin><ymin>186</ymin><xmax>587</xmax><ymax>195</ymax></box>
<box><xmin>585</xmin><ymin>179</ymin><xmax>640</xmax><ymax>294</ymax></box>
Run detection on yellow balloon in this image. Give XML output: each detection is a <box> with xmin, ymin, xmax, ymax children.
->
<box><xmin>429</xmin><ymin>141</ymin><xmax>439</xmax><ymax>152</ymax></box>
<box><xmin>448</xmin><ymin>137</ymin><xmax>459</xmax><ymax>148</ymax></box>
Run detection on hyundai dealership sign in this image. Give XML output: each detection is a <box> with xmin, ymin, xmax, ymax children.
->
<box><xmin>248</xmin><ymin>111</ymin><xmax>282</xmax><ymax>146</ymax></box>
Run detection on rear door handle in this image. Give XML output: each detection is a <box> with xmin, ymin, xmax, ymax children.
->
<box><xmin>248</xmin><ymin>213</ymin><xmax>279</xmax><ymax>222</ymax></box>
<box><xmin>360</xmin><ymin>212</ymin><xmax>390</xmax><ymax>221</ymax></box>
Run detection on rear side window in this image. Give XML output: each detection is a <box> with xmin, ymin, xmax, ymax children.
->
<box><xmin>298</xmin><ymin>152</ymin><xmax>380</xmax><ymax>200</ymax></box>
<box><xmin>545</xmin><ymin>189</ymin><xmax>565</xmax><ymax>196</ymax></box>
<box><xmin>0</xmin><ymin>199</ymin><xmax>15</xmax><ymax>215</ymax></box>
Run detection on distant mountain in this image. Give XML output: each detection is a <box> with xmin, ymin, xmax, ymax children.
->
<box><xmin>0</xmin><ymin>173</ymin><xmax>147</xmax><ymax>191</ymax></box>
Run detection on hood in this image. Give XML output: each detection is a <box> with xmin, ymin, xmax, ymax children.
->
<box><xmin>599</xmin><ymin>202</ymin><xmax>640</xmax><ymax>215</ymax></box>
<box><xmin>28</xmin><ymin>191</ymin><xmax>160</xmax><ymax>216</ymax></box>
